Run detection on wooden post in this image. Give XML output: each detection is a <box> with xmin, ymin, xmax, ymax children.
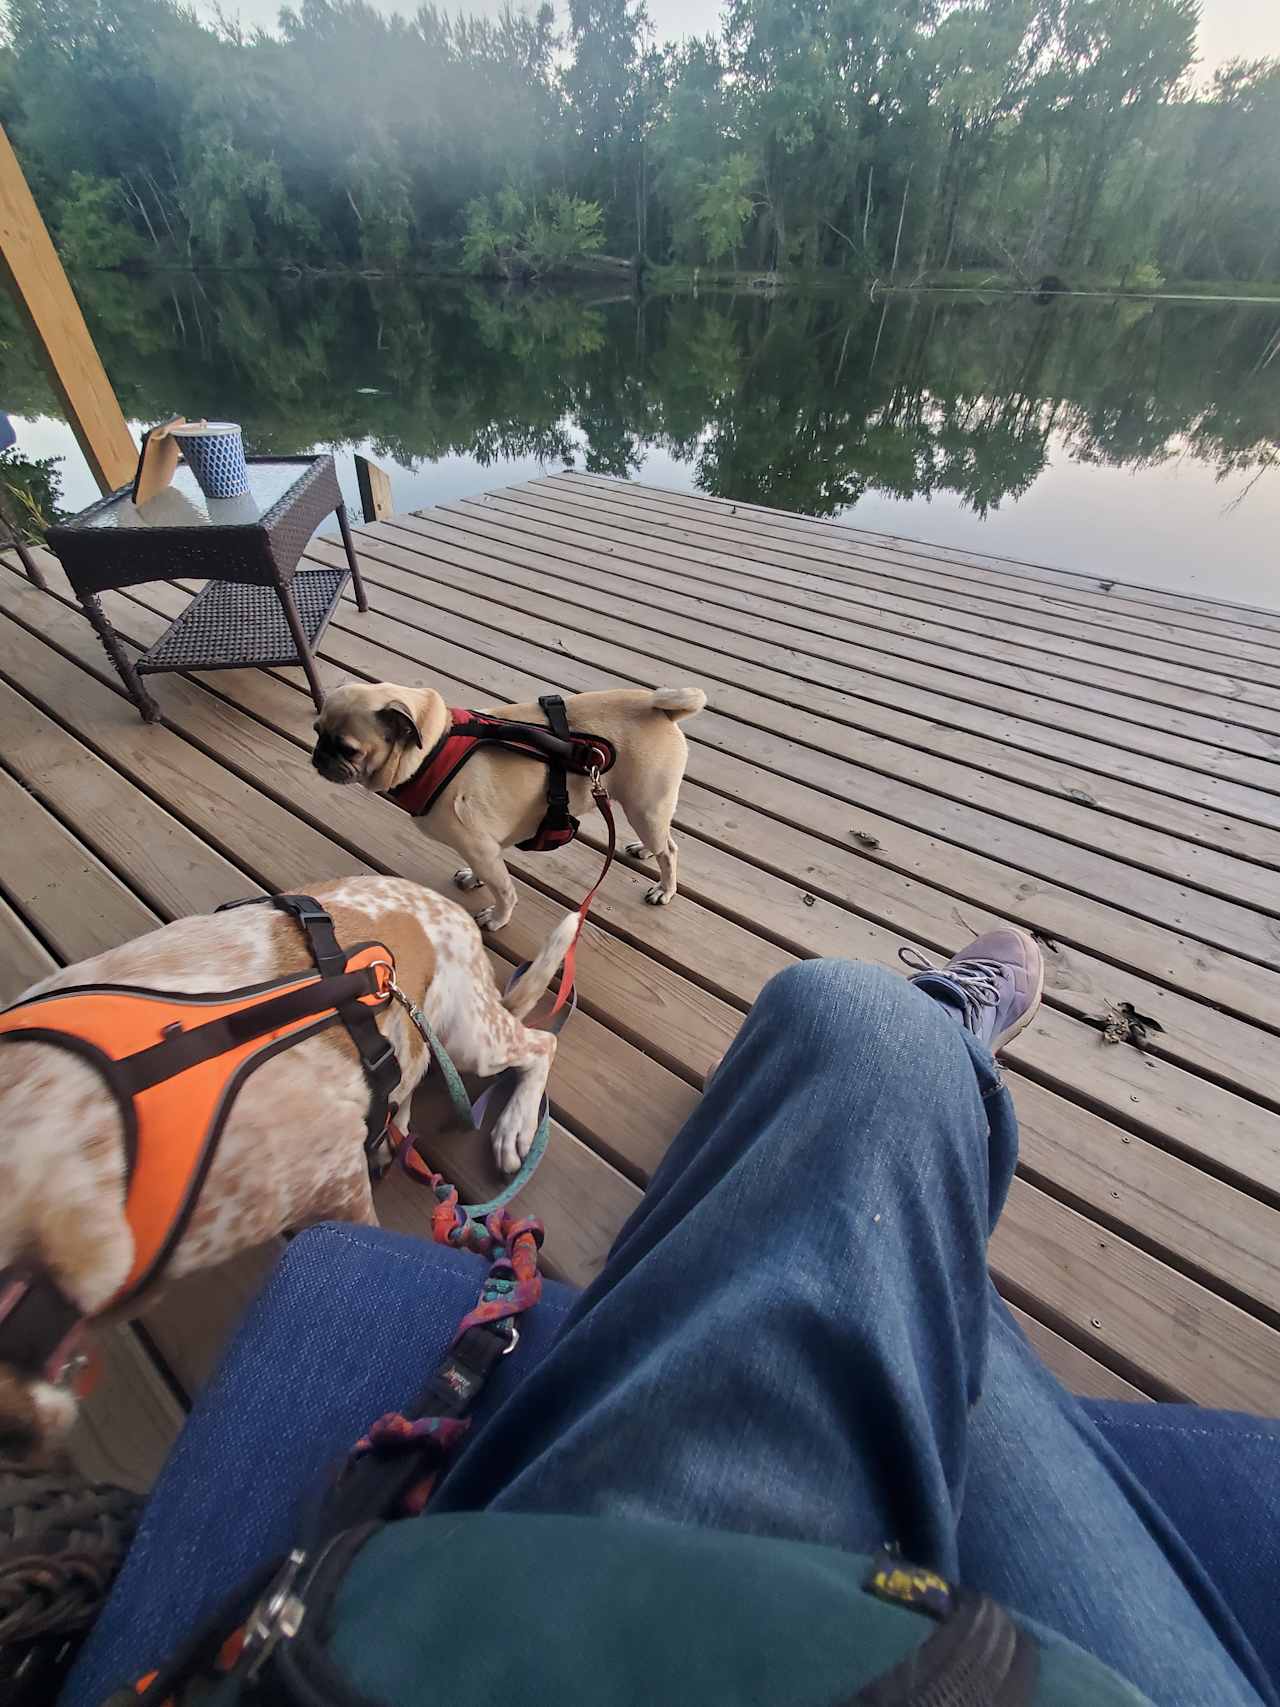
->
<box><xmin>354</xmin><ymin>454</ymin><xmax>393</xmax><ymax>523</ymax></box>
<box><xmin>0</xmin><ymin>124</ymin><xmax>136</xmax><ymax>494</ymax></box>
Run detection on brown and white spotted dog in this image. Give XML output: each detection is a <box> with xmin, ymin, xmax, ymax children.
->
<box><xmin>0</xmin><ymin>876</ymin><xmax>576</xmax><ymax>1454</ymax></box>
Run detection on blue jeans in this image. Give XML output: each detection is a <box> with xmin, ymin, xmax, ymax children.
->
<box><xmin>433</xmin><ymin>960</ymin><xmax>1274</xmax><ymax>1707</ymax></box>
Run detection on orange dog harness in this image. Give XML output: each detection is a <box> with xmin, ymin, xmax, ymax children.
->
<box><xmin>0</xmin><ymin>895</ymin><xmax>401</xmax><ymax>1383</ymax></box>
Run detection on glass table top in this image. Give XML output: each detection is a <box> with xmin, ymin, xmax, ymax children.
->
<box><xmin>80</xmin><ymin>461</ymin><xmax>313</xmax><ymax>531</ymax></box>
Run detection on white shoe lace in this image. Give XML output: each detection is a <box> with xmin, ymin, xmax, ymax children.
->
<box><xmin>898</xmin><ymin>946</ymin><xmax>1003</xmax><ymax>1036</ymax></box>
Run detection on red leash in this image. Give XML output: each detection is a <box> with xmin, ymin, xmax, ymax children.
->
<box><xmin>551</xmin><ymin>779</ymin><xmax>616</xmax><ymax>1016</ymax></box>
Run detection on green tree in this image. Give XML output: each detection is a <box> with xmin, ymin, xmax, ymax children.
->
<box><xmin>1159</xmin><ymin>59</ymin><xmax>1280</xmax><ymax>282</ymax></box>
<box><xmin>0</xmin><ymin>448</ymin><xmax>65</xmax><ymax>539</ymax></box>
<box><xmin>0</xmin><ymin>0</ymin><xmax>1273</xmax><ymax>287</ymax></box>
<box><xmin>55</xmin><ymin>172</ymin><xmax>144</xmax><ymax>267</ymax></box>
<box><xmin>462</xmin><ymin>189</ymin><xmax>604</xmax><ymax>278</ymax></box>
<box><xmin>562</xmin><ymin>0</ymin><xmax>650</xmax><ymax>252</ymax></box>
<box><xmin>695</xmin><ymin>154</ymin><xmax>756</xmax><ymax>263</ymax></box>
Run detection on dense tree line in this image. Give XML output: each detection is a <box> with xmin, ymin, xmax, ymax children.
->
<box><xmin>0</xmin><ymin>0</ymin><xmax>1277</xmax><ymax>284</ymax></box>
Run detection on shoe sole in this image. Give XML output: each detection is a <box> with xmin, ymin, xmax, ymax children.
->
<box><xmin>989</xmin><ymin>932</ymin><xmax>1046</xmax><ymax>1054</ymax></box>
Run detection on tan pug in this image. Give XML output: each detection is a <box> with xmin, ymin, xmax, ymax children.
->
<box><xmin>312</xmin><ymin>682</ymin><xmax>707</xmax><ymax>932</ymax></box>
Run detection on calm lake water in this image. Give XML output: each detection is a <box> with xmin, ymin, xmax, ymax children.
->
<box><xmin>6</xmin><ymin>274</ymin><xmax>1279</xmax><ymax>609</ymax></box>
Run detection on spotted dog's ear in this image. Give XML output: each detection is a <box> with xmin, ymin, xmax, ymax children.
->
<box><xmin>378</xmin><ymin>701</ymin><xmax>423</xmax><ymax>749</ymax></box>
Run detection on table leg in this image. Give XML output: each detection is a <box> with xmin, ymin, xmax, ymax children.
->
<box><xmin>10</xmin><ymin>536</ymin><xmax>46</xmax><ymax>590</ymax></box>
<box><xmin>81</xmin><ymin>590</ymin><xmax>161</xmax><ymax>722</ymax></box>
<box><xmin>277</xmin><ymin>578</ymin><xmax>326</xmax><ymax>712</ymax></box>
<box><xmin>335</xmin><ymin>502</ymin><xmax>369</xmax><ymax>613</ymax></box>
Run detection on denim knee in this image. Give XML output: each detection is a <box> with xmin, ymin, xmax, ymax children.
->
<box><xmin>742</xmin><ymin>957</ymin><xmax>986</xmax><ymax>1102</ymax></box>
<box><xmin>752</xmin><ymin>958</ymin><xmax>957</xmax><ymax>1054</ymax></box>
<box><xmin>731</xmin><ymin>956</ymin><xmax>994</xmax><ymax>1193</ymax></box>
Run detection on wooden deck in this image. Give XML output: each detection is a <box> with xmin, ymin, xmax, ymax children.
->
<box><xmin>4</xmin><ymin>470</ymin><xmax>1280</xmax><ymax>1488</ymax></box>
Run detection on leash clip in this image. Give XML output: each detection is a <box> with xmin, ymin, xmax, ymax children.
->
<box><xmin>239</xmin><ymin>1548</ymin><xmax>309</xmax><ymax>1680</ymax></box>
<box><xmin>55</xmin><ymin>1349</ymin><xmax>90</xmax><ymax>1390</ymax></box>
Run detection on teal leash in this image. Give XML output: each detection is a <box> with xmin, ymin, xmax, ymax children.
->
<box><xmin>384</xmin><ymin>974</ymin><xmax>556</xmax><ymax>1219</ymax></box>
<box><xmin>387</xmin><ymin>978</ymin><xmax>474</xmax><ymax>1127</ymax></box>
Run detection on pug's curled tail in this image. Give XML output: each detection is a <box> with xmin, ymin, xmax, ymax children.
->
<box><xmin>650</xmin><ymin>686</ymin><xmax>707</xmax><ymax>721</ymax></box>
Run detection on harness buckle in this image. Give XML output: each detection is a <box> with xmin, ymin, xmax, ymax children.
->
<box><xmin>363</xmin><ymin>957</ymin><xmax>396</xmax><ymax>998</ymax></box>
<box><xmin>364</xmin><ymin>1119</ymin><xmax>396</xmax><ymax>1178</ymax></box>
<box><xmin>364</xmin><ymin>1036</ymin><xmax>400</xmax><ymax>1082</ymax></box>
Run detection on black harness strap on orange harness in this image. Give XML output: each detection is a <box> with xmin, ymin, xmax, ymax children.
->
<box><xmin>385</xmin><ymin>694</ymin><xmax>616</xmax><ymax>853</ymax></box>
<box><xmin>0</xmin><ymin>896</ymin><xmax>401</xmax><ymax>1386</ymax></box>
<box><xmin>216</xmin><ymin>894</ymin><xmax>401</xmax><ymax>1156</ymax></box>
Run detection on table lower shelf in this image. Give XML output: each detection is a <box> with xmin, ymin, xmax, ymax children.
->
<box><xmin>136</xmin><ymin>570</ymin><xmax>349</xmax><ymax>674</ymax></box>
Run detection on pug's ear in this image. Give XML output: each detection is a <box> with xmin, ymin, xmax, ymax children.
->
<box><xmin>378</xmin><ymin>700</ymin><xmax>423</xmax><ymax>749</ymax></box>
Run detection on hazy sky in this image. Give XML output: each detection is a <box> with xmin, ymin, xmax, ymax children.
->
<box><xmin>209</xmin><ymin>0</ymin><xmax>1280</xmax><ymax>74</ymax></box>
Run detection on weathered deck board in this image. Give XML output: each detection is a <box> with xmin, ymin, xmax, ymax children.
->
<box><xmin>538</xmin><ymin>473</ymin><xmax>1280</xmax><ymax>645</ymax></box>
<box><xmin>453</xmin><ymin>492</ymin><xmax>1280</xmax><ymax>755</ymax></box>
<box><xmin>548</xmin><ymin>475</ymin><xmax>1280</xmax><ymax>681</ymax></box>
<box><xmin>420</xmin><ymin>498</ymin><xmax>1280</xmax><ymax>774</ymax></box>
<box><xmin>3</xmin><ymin>468</ymin><xmax>1280</xmax><ymax>1485</ymax></box>
<box><xmin>512</xmin><ymin>481</ymin><xmax>1280</xmax><ymax>722</ymax></box>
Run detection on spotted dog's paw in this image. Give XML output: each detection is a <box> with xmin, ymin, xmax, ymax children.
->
<box><xmin>454</xmin><ymin>867</ymin><xmax>485</xmax><ymax>892</ymax></box>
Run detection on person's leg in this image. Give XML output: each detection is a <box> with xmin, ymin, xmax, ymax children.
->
<box><xmin>436</xmin><ymin>957</ymin><xmax>1005</xmax><ymax>1562</ymax></box>
<box><xmin>959</xmin><ymin>1309</ymin><xmax>1276</xmax><ymax>1707</ymax></box>
<box><xmin>435</xmin><ymin>954</ymin><xmax>1269</xmax><ymax>1707</ymax></box>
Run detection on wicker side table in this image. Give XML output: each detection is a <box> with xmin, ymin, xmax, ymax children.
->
<box><xmin>46</xmin><ymin>454</ymin><xmax>366</xmax><ymax>722</ymax></box>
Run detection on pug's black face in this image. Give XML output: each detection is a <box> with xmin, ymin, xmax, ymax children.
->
<box><xmin>310</xmin><ymin>723</ymin><xmax>361</xmax><ymax>784</ymax></box>
<box><xmin>311</xmin><ymin>691</ymin><xmax>423</xmax><ymax>788</ymax></box>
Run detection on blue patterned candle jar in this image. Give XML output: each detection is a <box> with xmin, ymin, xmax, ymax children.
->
<box><xmin>170</xmin><ymin>421</ymin><xmax>250</xmax><ymax>498</ymax></box>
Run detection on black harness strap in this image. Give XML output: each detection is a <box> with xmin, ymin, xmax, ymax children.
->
<box><xmin>0</xmin><ymin>1267</ymin><xmax>83</xmax><ymax>1379</ymax></box>
<box><xmin>216</xmin><ymin>895</ymin><xmax>401</xmax><ymax>1150</ymax></box>
<box><xmin>270</xmin><ymin>895</ymin><xmax>346</xmax><ymax>979</ymax></box>
<box><xmin>521</xmin><ymin>693</ymin><xmax>575</xmax><ymax>852</ymax></box>
<box><xmin>112</xmin><ymin>969</ymin><xmax>382</xmax><ymax>1096</ymax></box>
<box><xmin>385</xmin><ymin>699</ymin><xmax>615</xmax><ymax>856</ymax></box>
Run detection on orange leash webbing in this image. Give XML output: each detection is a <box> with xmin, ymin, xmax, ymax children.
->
<box><xmin>550</xmin><ymin>783</ymin><xmax>616</xmax><ymax>1017</ymax></box>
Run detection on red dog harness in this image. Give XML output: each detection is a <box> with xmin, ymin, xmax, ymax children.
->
<box><xmin>385</xmin><ymin>694</ymin><xmax>616</xmax><ymax>853</ymax></box>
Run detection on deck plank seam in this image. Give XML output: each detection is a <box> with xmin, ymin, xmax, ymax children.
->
<box><xmin>438</xmin><ymin>498</ymin><xmax>1280</xmax><ymax>745</ymax></box>
<box><xmin>563</xmin><ymin>473</ymin><xmax>1280</xmax><ymax>637</ymax></box>
<box><xmin>557</xmin><ymin>477</ymin><xmax>1280</xmax><ymax>669</ymax></box>
<box><xmin>303</xmin><ymin>533</ymin><xmax>1280</xmax><ymax>876</ymax></box>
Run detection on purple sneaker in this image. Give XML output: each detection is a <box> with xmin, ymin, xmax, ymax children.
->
<box><xmin>899</xmin><ymin>927</ymin><xmax>1044</xmax><ymax>1053</ymax></box>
